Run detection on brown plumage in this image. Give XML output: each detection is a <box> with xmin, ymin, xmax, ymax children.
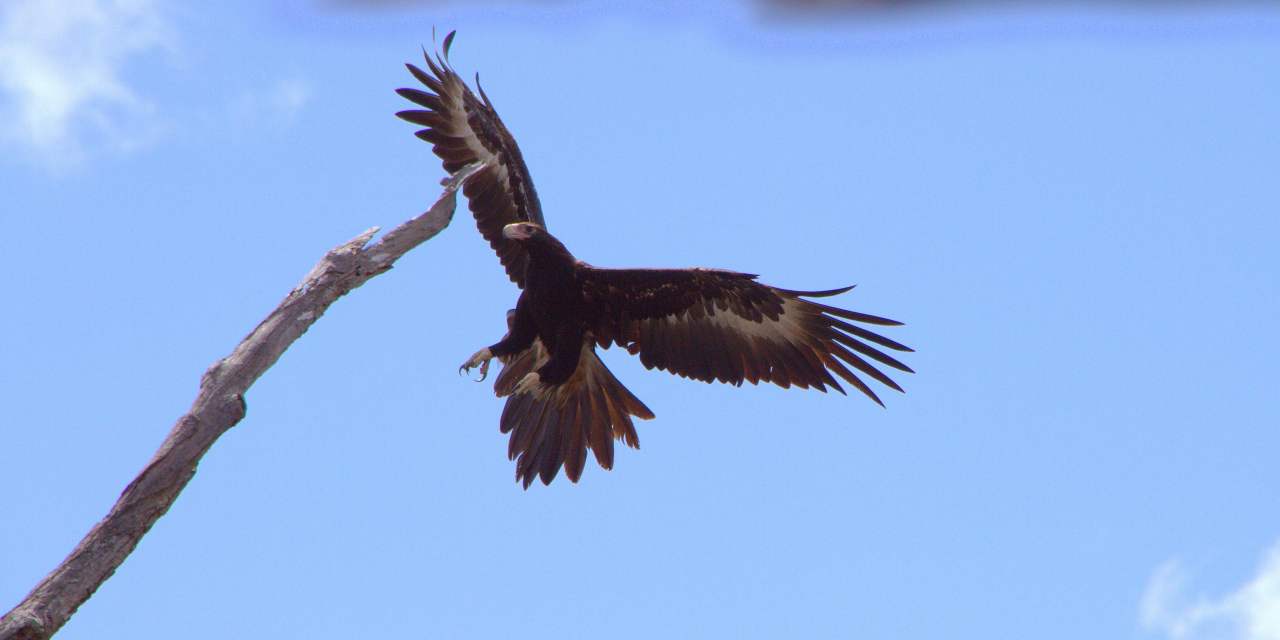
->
<box><xmin>492</xmin><ymin>309</ymin><xmax>651</xmax><ymax>487</ymax></box>
<box><xmin>579</xmin><ymin>268</ymin><xmax>912</xmax><ymax>404</ymax></box>
<box><xmin>395</xmin><ymin>31</ymin><xmax>543</xmax><ymax>288</ymax></box>
<box><xmin>398</xmin><ymin>34</ymin><xmax>912</xmax><ymax>488</ymax></box>
<box><xmin>397</xmin><ymin>32</ymin><xmax>653</xmax><ymax>487</ymax></box>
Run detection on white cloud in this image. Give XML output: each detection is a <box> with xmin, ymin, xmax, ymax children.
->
<box><xmin>1141</xmin><ymin>541</ymin><xmax>1280</xmax><ymax>640</ymax></box>
<box><xmin>0</xmin><ymin>0</ymin><xmax>172</xmax><ymax>166</ymax></box>
<box><xmin>269</xmin><ymin>78</ymin><xmax>311</xmax><ymax>121</ymax></box>
<box><xmin>231</xmin><ymin>78</ymin><xmax>312</xmax><ymax>126</ymax></box>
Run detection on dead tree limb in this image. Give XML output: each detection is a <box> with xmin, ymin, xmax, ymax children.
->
<box><xmin>0</xmin><ymin>165</ymin><xmax>483</xmax><ymax>640</ymax></box>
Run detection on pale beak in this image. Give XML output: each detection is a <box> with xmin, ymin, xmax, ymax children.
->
<box><xmin>502</xmin><ymin>223</ymin><xmax>532</xmax><ymax>240</ymax></box>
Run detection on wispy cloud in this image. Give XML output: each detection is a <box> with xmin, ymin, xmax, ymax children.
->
<box><xmin>1141</xmin><ymin>541</ymin><xmax>1280</xmax><ymax>640</ymax></box>
<box><xmin>230</xmin><ymin>78</ymin><xmax>312</xmax><ymax>126</ymax></box>
<box><xmin>0</xmin><ymin>0</ymin><xmax>173</xmax><ymax>167</ymax></box>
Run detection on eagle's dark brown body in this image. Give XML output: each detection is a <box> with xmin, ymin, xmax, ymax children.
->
<box><xmin>398</xmin><ymin>33</ymin><xmax>913</xmax><ymax>487</ymax></box>
<box><xmin>496</xmin><ymin>233</ymin><xmax>586</xmax><ymax>387</ymax></box>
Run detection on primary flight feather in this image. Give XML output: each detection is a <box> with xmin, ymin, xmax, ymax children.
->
<box><xmin>397</xmin><ymin>32</ymin><xmax>913</xmax><ymax>488</ymax></box>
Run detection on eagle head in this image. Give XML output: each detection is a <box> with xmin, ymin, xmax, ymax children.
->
<box><xmin>502</xmin><ymin>222</ymin><xmax>543</xmax><ymax>241</ymax></box>
<box><xmin>502</xmin><ymin>221</ymin><xmax>573</xmax><ymax>263</ymax></box>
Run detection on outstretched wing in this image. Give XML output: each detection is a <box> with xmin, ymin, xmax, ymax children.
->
<box><xmin>396</xmin><ymin>31</ymin><xmax>545</xmax><ymax>287</ymax></box>
<box><xmin>495</xmin><ymin>337</ymin><xmax>653</xmax><ymax>489</ymax></box>
<box><xmin>580</xmin><ymin>267</ymin><xmax>914</xmax><ymax>406</ymax></box>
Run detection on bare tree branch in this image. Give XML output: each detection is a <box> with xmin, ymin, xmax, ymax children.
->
<box><xmin>0</xmin><ymin>167</ymin><xmax>483</xmax><ymax>640</ymax></box>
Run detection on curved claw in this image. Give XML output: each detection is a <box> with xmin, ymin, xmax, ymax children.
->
<box><xmin>459</xmin><ymin>348</ymin><xmax>493</xmax><ymax>382</ymax></box>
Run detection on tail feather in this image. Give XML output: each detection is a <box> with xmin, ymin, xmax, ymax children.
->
<box><xmin>496</xmin><ymin>340</ymin><xmax>652</xmax><ymax>488</ymax></box>
<box><xmin>584</xmin><ymin>387</ymin><xmax>614</xmax><ymax>470</ymax></box>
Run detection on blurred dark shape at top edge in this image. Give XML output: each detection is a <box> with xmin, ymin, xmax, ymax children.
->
<box><xmin>331</xmin><ymin>0</ymin><xmax>1272</xmax><ymax>8</ymax></box>
<box><xmin>756</xmin><ymin>0</ymin><xmax>1272</xmax><ymax>15</ymax></box>
<box><xmin>321</xmin><ymin>0</ymin><xmax>1280</xmax><ymax>28</ymax></box>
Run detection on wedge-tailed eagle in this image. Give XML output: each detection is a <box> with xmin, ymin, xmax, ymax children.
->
<box><xmin>397</xmin><ymin>32</ymin><xmax>913</xmax><ymax>488</ymax></box>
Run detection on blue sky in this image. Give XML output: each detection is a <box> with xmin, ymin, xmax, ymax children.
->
<box><xmin>3</xmin><ymin>1</ymin><xmax>1279</xmax><ymax>638</ymax></box>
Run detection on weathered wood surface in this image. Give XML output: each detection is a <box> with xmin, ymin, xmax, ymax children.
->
<box><xmin>0</xmin><ymin>167</ymin><xmax>481</xmax><ymax>640</ymax></box>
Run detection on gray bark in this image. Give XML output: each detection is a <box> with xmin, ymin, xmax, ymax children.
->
<box><xmin>0</xmin><ymin>167</ymin><xmax>481</xmax><ymax>640</ymax></box>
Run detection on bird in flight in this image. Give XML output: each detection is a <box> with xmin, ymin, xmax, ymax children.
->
<box><xmin>397</xmin><ymin>32</ymin><xmax>913</xmax><ymax>488</ymax></box>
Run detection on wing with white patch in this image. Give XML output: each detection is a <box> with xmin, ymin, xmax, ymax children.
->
<box><xmin>579</xmin><ymin>267</ymin><xmax>914</xmax><ymax>405</ymax></box>
<box><xmin>396</xmin><ymin>32</ymin><xmax>545</xmax><ymax>287</ymax></box>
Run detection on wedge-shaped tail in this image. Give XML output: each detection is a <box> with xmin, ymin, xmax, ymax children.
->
<box><xmin>495</xmin><ymin>341</ymin><xmax>653</xmax><ymax>489</ymax></box>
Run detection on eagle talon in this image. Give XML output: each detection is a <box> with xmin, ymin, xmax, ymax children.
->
<box><xmin>459</xmin><ymin>348</ymin><xmax>493</xmax><ymax>382</ymax></box>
